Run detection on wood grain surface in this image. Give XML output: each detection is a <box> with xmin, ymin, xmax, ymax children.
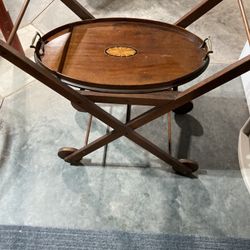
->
<box><xmin>40</xmin><ymin>18</ymin><xmax>209</xmax><ymax>93</ymax></box>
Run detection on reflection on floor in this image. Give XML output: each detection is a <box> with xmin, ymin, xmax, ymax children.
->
<box><xmin>0</xmin><ymin>0</ymin><xmax>250</xmax><ymax>240</ymax></box>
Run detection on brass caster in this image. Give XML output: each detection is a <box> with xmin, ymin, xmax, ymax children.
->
<box><xmin>58</xmin><ymin>147</ymin><xmax>82</xmax><ymax>165</ymax></box>
<box><xmin>71</xmin><ymin>101</ymin><xmax>86</xmax><ymax>112</ymax></box>
<box><xmin>173</xmin><ymin>101</ymin><xmax>193</xmax><ymax>114</ymax></box>
<box><xmin>179</xmin><ymin>159</ymin><xmax>199</xmax><ymax>172</ymax></box>
<box><xmin>58</xmin><ymin>147</ymin><xmax>78</xmax><ymax>160</ymax></box>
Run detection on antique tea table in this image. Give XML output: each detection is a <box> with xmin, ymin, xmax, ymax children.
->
<box><xmin>0</xmin><ymin>0</ymin><xmax>250</xmax><ymax>177</ymax></box>
<box><xmin>32</xmin><ymin>18</ymin><xmax>210</xmax><ymax>175</ymax></box>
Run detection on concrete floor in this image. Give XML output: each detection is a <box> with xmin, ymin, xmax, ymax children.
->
<box><xmin>0</xmin><ymin>0</ymin><xmax>250</xmax><ymax>239</ymax></box>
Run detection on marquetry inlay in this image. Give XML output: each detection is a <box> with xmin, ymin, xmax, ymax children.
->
<box><xmin>105</xmin><ymin>46</ymin><xmax>137</xmax><ymax>57</ymax></box>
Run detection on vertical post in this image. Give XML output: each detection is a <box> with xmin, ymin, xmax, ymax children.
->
<box><xmin>167</xmin><ymin>112</ymin><xmax>172</xmax><ymax>155</ymax></box>
<box><xmin>238</xmin><ymin>0</ymin><xmax>250</xmax><ymax>44</ymax></box>
<box><xmin>126</xmin><ymin>104</ymin><xmax>131</xmax><ymax>123</ymax></box>
<box><xmin>84</xmin><ymin>115</ymin><xmax>93</xmax><ymax>146</ymax></box>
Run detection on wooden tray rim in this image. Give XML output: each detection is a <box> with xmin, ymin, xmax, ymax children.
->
<box><xmin>34</xmin><ymin>17</ymin><xmax>210</xmax><ymax>94</ymax></box>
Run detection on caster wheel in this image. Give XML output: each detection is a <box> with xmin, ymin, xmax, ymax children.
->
<box><xmin>173</xmin><ymin>101</ymin><xmax>193</xmax><ymax>114</ymax></box>
<box><xmin>71</xmin><ymin>101</ymin><xmax>86</xmax><ymax>112</ymax></box>
<box><xmin>179</xmin><ymin>159</ymin><xmax>199</xmax><ymax>172</ymax></box>
<box><xmin>58</xmin><ymin>147</ymin><xmax>78</xmax><ymax>160</ymax></box>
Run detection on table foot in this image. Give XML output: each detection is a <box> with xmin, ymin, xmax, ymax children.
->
<box><xmin>173</xmin><ymin>101</ymin><xmax>193</xmax><ymax>114</ymax></box>
<box><xmin>171</xmin><ymin>159</ymin><xmax>198</xmax><ymax>177</ymax></box>
<box><xmin>178</xmin><ymin>159</ymin><xmax>199</xmax><ymax>172</ymax></box>
<box><xmin>71</xmin><ymin>101</ymin><xmax>86</xmax><ymax>112</ymax></box>
<box><xmin>58</xmin><ymin>147</ymin><xmax>80</xmax><ymax>164</ymax></box>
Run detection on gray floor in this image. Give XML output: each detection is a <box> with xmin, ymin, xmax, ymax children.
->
<box><xmin>0</xmin><ymin>0</ymin><xmax>250</xmax><ymax>240</ymax></box>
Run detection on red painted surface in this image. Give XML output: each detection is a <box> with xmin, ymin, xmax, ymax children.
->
<box><xmin>0</xmin><ymin>0</ymin><xmax>24</xmax><ymax>54</ymax></box>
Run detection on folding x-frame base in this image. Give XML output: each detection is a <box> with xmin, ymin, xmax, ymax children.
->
<box><xmin>0</xmin><ymin>0</ymin><xmax>250</xmax><ymax>177</ymax></box>
<box><xmin>58</xmin><ymin>89</ymin><xmax>199</xmax><ymax>176</ymax></box>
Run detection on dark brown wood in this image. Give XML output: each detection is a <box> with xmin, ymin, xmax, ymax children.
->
<box><xmin>178</xmin><ymin>55</ymin><xmax>250</xmax><ymax>102</ymax></box>
<box><xmin>7</xmin><ymin>0</ymin><xmax>30</xmax><ymax>46</ymax></box>
<box><xmin>128</xmin><ymin>55</ymin><xmax>250</xmax><ymax>131</ymax></box>
<box><xmin>1</xmin><ymin>39</ymin><xmax>250</xmax><ymax>176</ymax></box>
<box><xmin>179</xmin><ymin>159</ymin><xmax>199</xmax><ymax>172</ymax></box>
<box><xmin>78</xmin><ymin>90</ymin><xmax>178</xmax><ymax>106</ymax></box>
<box><xmin>125</xmin><ymin>129</ymin><xmax>193</xmax><ymax>176</ymax></box>
<box><xmin>238</xmin><ymin>0</ymin><xmax>250</xmax><ymax>44</ymax></box>
<box><xmin>0</xmin><ymin>40</ymin><xmax>124</xmax><ymax>131</ymax></box>
<box><xmin>60</xmin><ymin>0</ymin><xmax>94</xmax><ymax>20</ymax></box>
<box><xmin>57</xmin><ymin>27</ymin><xmax>73</xmax><ymax>73</ymax></box>
<box><xmin>167</xmin><ymin>112</ymin><xmax>172</xmax><ymax>154</ymax></box>
<box><xmin>175</xmin><ymin>0</ymin><xmax>223</xmax><ymax>28</ymax></box>
<box><xmin>102</xmin><ymin>107</ymin><xmax>112</xmax><ymax>167</ymax></box>
<box><xmin>0</xmin><ymin>0</ymin><xmax>24</xmax><ymax>53</ymax></box>
<box><xmin>64</xmin><ymin>130</ymin><xmax>124</xmax><ymax>163</ymax></box>
<box><xmin>84</xmin><ymin>115</ymin><xmax>93</xmax><ymax>146</ymax></box>
<box><xmin>126</xmin><ymin>105</ymin><xmax>131</xmax><ymax>123</ymax></box>
<box><xmin>58</xmin><ymin>147</ymin><xmax>77</xmax><ymax>159</ymax></box>
<box><xmin>1</xmin><ymin>4</ymin><xmax>250</xmax><ymax>177</ymax></box>
<box><xmin>38</xmin><ymin>18</ymin><xmax>209</xmax><ymax>93</ymax></box>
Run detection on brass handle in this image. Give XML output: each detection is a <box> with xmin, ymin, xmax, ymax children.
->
<box><xmin>201</xmin><ymin>37</ymin><xmax>213</xmax><ymax>60</ymax></box>
<box><xmin>30</xmin><ymin>32</ymin><xmax>42</xmax><ymax>49</ymax></box>
<box><xmin>30</xmin><ymin>32</ymin><xmax>44</xmax><ymax>57</ymax></box>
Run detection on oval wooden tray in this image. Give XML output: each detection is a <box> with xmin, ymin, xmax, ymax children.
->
<box><xmin>35</xmin><ymin>18</ymin><xmax>210</xmax><ymax>93</ymax></box>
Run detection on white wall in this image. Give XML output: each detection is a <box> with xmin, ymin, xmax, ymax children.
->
<box><xmin>240</xmin><ymin>41</ymin><xmax>250</xmax><ymax>112</ymax></box>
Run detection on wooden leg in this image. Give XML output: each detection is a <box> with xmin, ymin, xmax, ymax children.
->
<box><xmin>64</xmin><ymin>130</ymin><xmax>124</xmax><ymax>164</ymax></box>
<box><xmin>167</xmin><ymin>112</ymin><xmax>172</xmax><ymax>155</ymax></box>
<box><xmin>84</xmin><ymin>114</ymin><xmax>93</xmax><ymax>146</ymax></box>
<box><xmin>175</xmin><ymin>0</ymin><xmax>223</xmax><ymax>28</ymax></box>
<box><xmin>173</xmin><ymin>101</ymin><xmax>193</xmax><ymax>114</ymax></box>
<box><xmin>1</xmin><ymin>40</ymin><xmax>250</xmax><ymax>177</ymax></box>
<box><xmin>58</xmin><ymin>147</ymin><xmax>78</xmax><ymax>160</ymax></box>
<box><xmin>125</xmin><ymin>129</ymin><xmax>194</xmax><ymax>176</ymax></box>
<box><xmin>61</xmin><ymin>105</ymin><xmax>197</xmax><ymax>176</ymax></box>
<box><xmin>126</xmin><ymin>104</ymin><xmax>131</xmax><ymax>123</ymax></box>
<box><xmin>60</xmin><ymin>0</ymin><xmax>94</xmax><ymax>20</ymax></box>
<box><xmin>102</xmin><ymin>106</ymin><xmax>112</xmax><ymax>167</ymax></box>
<box><xmin>102</xmin><ymin>125</ymin><xmax>110</xmax><ymax>167</ymax></box>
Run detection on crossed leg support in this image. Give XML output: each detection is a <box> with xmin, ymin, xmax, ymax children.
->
<box><xmin>0</xmin><ymin>40</ymin><xmax>250</xmax><ymax>177</ymax></box>
<box><xmin>59</xmin><ymin>52</ymin><xmax>250</xmax><ymax>176</ymax></box>
<box><xmin>59</xmin><ymin>52</ymin><xmax>250</xmax><ymax>175</ymax></box>
<box><xmin>60</xmin><ymin>99</ymin><xmax>198</xmax><ymax>176</ymax></box>
<box><xmin>1</xmin><ymin>0</ymin><xmax>250</xmax><ymax>177</ymax></box>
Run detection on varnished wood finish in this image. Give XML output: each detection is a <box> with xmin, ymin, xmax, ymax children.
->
<box><xmin>175</xmin><ymin>0</ymin><xmax>223</xmax><ymax>28</ymax></box>
<box><xmin>58</xmin><ymin>147</ymin><xmax>77</xmax><ymax>159</ymax></box>
<box><xmin>0</xmin><ymin>40</ymin><xmax>124</xmax><ymax>130</ymax></box>
<box><xmin>45</xmin><ymin>32</ymin><xmax>71</xmax><ymax>73</ymax></box>
<box><xmin>84</xmin><ymin>115</ymin><xmax>93</xmax><ymax>146</ymax></box>
<box><xmin>57</xmin><ymin>27</ymin><xmax>73</xmax><ymax>73</ymax></box>
<box><xmin>2</xmin><ymin>0</ymin><xmax>250</xmax><ymax>177</ymax></box>
<box><xmin>77</xmin><ymin>90</ymin><xmax>179</xmax><ymax>106</ymax></box>
<box><xmin>60</xmin><ymin>0</ymin><xmax>94</xmax><ymax>20</ymax></box>
<box><xmin>167</xmin><ymin>112</ymin><xmax>172</xmax><ymax>154</ymax></box>
<box><xmin>38</xmin><ymin>18</ymin><xmax>209</xmax><ymax>93</ymax></box>
<box><xmin>127</xmin><ymin>55</ymin><xmax>250</xmax><ymax>131</ymax></box>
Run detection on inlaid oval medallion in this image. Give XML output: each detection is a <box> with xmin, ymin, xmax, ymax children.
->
<box><xmin>105</xmin><ymin>46</ymin><xmax>137</xmax><ymax>57</ymax></box>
